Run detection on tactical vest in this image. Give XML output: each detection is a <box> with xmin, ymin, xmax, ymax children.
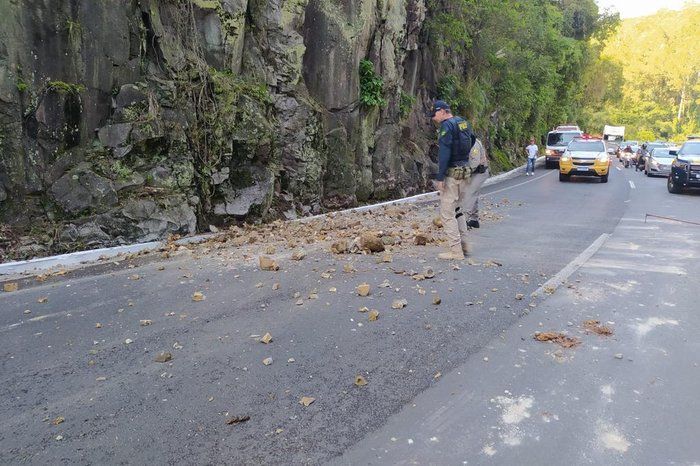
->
<box><xmin>446</xmin><ymin>117</ymin><xmax>475</xmax><ymax>164</ymax></box>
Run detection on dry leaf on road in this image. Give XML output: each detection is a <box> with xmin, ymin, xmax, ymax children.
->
<box><xmin>51</xmin><ymin>416</ymin><xmax>65</xmax><ymax>426</ymax></box>
<box><xmin>354</xmin><ymin>375</ymin><xmax>368</xmax><ymax>386</ymax></box>
<box><xmin>583</xmin><ymin>320</ymin><xmax>613</xmax><ymax>336</ymax></box>
<box><xmin>192</xmin><ymin>291</ymin><xmax>205</xmax><ymax>302</ymax></box>
<box><xmin>368</xmin><ymin>310</ymin><xmax>379</xmax><ymax>321</ymax></box>
<box><xmin>533</xmin><ymin>332</ymin><xmax>580</xmax><ymax>348</ymax></box>
<box><xmin>260</xmin><ymin>333</ymin><xmax>273</xmax><ymax>344</ymax></box>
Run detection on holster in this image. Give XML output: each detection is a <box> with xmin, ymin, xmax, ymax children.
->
<box><xmin>446</xmin><ymin>166</ymin><xmax>472</xmax><ymax>180</ymax></box>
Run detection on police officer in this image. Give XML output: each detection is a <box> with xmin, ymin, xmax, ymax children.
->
<box><xmin>430</xmin><ymin>100</ymin><xmax>475</xmax><ymax>260</ymax></box>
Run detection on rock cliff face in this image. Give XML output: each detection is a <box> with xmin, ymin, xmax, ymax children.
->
<box><xmin>0</xmin><ymin>0</ymin><xmax>438</xmax><ymax>256</ymax></box>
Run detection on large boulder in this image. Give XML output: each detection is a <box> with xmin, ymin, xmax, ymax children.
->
<box><xmin>121</xmin><ymin>197</ymin><xmax>197</xmax><ymax>242</ymax></box>
<box><xmin>214</xmin><ymin>175</ymin><xmax>274</xmax><ymax>218</ymax></box>
<box><xmin>49</xmin><ymin>168</ymin><xmax>118</xmax><ymax>214</ymax></box>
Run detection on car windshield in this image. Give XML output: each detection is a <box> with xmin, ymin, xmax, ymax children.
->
<box><xmin>651</xmin><ymin>149</ymin><xmax>674</xmax><ymax>158</ymax></box>
<box><xmin>647</xmin><ymin>142</ymin><xmax>667</xmax><ymax>148</ymax></box>
<box><xmin>568</xmin><ymin>141</ymin><xmax>605</xmax><ymax>152</ymax></box>
<box><xmin>679</xmin><ymin>142</ymin><xmax>700</xmax><ymax>156</ymax></box>
<box><xmin>547</xmin><ymin>132</ymin><xmax>580</xmax><ymax>146</ymax></box>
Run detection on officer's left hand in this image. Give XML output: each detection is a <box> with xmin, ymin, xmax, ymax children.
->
<box><xmin>434</xmin><ymin>180</ymin><xmax>445</xmax><ymax>192</ymax></box>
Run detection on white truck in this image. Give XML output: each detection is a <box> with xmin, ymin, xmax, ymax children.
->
<box><xmin>603</xmin><ymin>125</ymin><xmax>625</xmax><ymax>153</ymax></box>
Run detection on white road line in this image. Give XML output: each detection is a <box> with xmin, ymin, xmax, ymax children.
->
<box><xmin>616</xmin><ymin>166</ymin><xmax>622</xmax><ymax>171</ymax></box>
<box><xmin>530</xmin><ymin>233</ymin><xmax>611</xmax><ymax>299</ymax></box>
<box><xmin>0</xmin><ymin>311</ymin><xmax>71</xmax><ymax>333</ymax></box>
<box><xmin>629</xmin><ymin>180</ymin><xmax>636</xmax><ymax>189</ymax></box>
<box><xmin>484</xmin><ymin>170</ymin><xmax>554</xmax><ymax>197</ymax></box>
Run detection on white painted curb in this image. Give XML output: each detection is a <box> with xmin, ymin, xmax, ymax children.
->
<box><xmin>0</xmin><ymin>157</ymin><xmax>544</xmax><ymax>277</ymax></box>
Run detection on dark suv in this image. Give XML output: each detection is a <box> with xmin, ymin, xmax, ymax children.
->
<box><xmin>668</xmin><ymin>140</ymin><xmax>700</xmax><ymax>194</ymax></box>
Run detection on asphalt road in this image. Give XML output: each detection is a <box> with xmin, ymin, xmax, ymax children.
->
<box><xmin>1</xmin><ymin>161</ymin><xmax>698</xmax><ymax>465</ymax></box>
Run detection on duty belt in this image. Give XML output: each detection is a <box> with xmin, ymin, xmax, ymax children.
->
<box><xmin>446</xmin><ymin>166</ymin><xmax>472</xmax><ymax>180</ymax></box>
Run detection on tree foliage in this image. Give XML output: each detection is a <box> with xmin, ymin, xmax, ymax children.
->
<box><xmin>427</xmin><ymin>0</ymin><xmax>617</xmax><ymax>150</ymax></box>
<box><xmin>580</xmin><ymin>3</ymin><xmax>700</xmax><ymax>141</ymax></box>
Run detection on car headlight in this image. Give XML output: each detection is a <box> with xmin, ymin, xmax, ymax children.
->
<box><xmin>546</xmin><ymin>149</ymin><xmax>555</xmax><ymax>156</ymax></box>
<box><xmin>596</xmin><ymin>153</ymin><xmax>609</xmax><ymax>162</ymax></box>
<box><xmin>560</xmin><ymin>154</ymin><xmax>571</xmax><ymax>162</ymax></box>
<box><xmin>672</xmin><ymin>159</ymin><xmax>689</xmax><ymax>170</ymax></box>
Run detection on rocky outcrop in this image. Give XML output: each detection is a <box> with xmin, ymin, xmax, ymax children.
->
<box><xmin>0</xmin><ymin>0</ymin><xmax>439</xmax><ymax>258</ymax></box>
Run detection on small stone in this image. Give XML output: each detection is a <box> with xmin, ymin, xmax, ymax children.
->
<box><xmin>287</xmin><ymin>358</ymin><xmax>295</xmax><ymax>363</ymax></box>
<box><xmin>614</xmin><ymin>353</ymin><xmax>623</xmax><ymax>360</ymax></box>
<box><xmin>260</xmin><ymin>333</ymin><xmax>273</xmax><ymax>344</ymax></box>
<box><xmin>55</xmin><ymin>435</ymin><xmax>64</xmax><ymax>441</ymax></box>
<box><xmin>24</xmin><ymin>310</ymin><xmax>31</xmax><ymax>315</ymax></box>
<box><xmin>263</xmin><ymin>357</ymin><xmax>273</xmax><ymax>366</ymax></box>
<box><xmin>515</xmin><ymin>293</ymin><xmax>525</xmax><ymax>300</ymax></box>
<box><xmin>124</xmin><ymin>338</ymin><xmax>133</xmax><ymax>345</ymax></box>
<box><xmin>272</xmin><ymin>283</ymin><xmax>280</xmax><ymax>290</ymax></box>
<box><xmin>291</xmin><ymin>249</ymin><xmax>307</xmax><ymax>261</ymax></box>
<box><xmin>414</xmin><ymin>234</ymin><xmax>429</xmax><ymax>246</ymax></box>
<box><xmin>432</xmin><ymin>295</ymin><xmax>441</xmax><ymax>305</ymax></box>
<box><xmin>155</xmin><ymin>352</ymin><xmax>172</xmax><ymax>363</ymax></box>
<box><xmin>354</xmin><ymin>375</ymin><xmax>368</xmax><ymax>386</ymax></box>
<box><xmin>139</xmin><ymin>319</ymin><xmax>152</xmax><ymax>326</ymax></box>
<box><xmin>259</xmin><ymin>256</ymin><xmax>280</xmax><ymax>271</ymax></box>
<box><xmin>368</xmin><ymin>310</ymin><xmax>379</xmax><ymax>321</ymax></box>
<box><xmin>360</xmin><ymin>233</ymin><xmax>385</xmax><ymax>253</ymax></box>
<box><xmin>392</xmin><ymin>299</ymin><xmax>408</xmax><ymax>309</ymax></box>
<box><xmin>331</xmin><ymin>241</ymin><xmax>348</xmax><ymax>254</ymax></box>
<box><xmin>356</xmin><ymin>283</ymin><xmax>371</xmax><ymax>297</ymax></box>
<box><xmin>96</xmin><ymin>376</ymin><xmax>107</xmax><ymax>382</ymax></box>
<box><xmin>192</xmin><ymin>291</ymin><xmax>205</xmax><ymax>302</ymax></box>
<box><xmin>300</xmin><ymin>396</ymin><xmax>316</xmax><ymax>407</ymax></box>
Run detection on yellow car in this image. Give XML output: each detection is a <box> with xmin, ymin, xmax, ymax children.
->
<box><xmin>559</xmin><ymin>139</ymin><xmax>610</xmax><ymax>183</ymax></box>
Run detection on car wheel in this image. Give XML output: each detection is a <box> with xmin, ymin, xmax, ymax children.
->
<box><xmin>559</xmin><ymin>173</ymin><xmax>569</xmax><ymax>182</ymax></box>
<box><xmin>667</xmin><ymin>177</ymin><xmax>682</xmax><ymax>194</ymax></box>
<box><xmin>601</xmin><ymin>173</ymin><xmax>609</xmax><ymax>183</ymax></box>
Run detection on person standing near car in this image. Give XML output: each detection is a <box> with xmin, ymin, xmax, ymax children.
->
<box><xmin>525</xmin><ymin>137</ymin><xmax>538</xmax><ymax>175</ymax></box>
<box><xmin>430</xmin><ymin>100</ymin><xmax>476</xmax><ymax>260</ymax></box>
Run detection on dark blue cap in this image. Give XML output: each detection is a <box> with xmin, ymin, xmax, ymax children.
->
<box><xmin>430</xmin><ymin>100</ymin><xmax>450</xmax><ymax>117</ymax></box>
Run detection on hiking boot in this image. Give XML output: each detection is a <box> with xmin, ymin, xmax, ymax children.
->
<box><xmin>438</xmin><ymin>247</ymin><xmax>465</xmax><ymax>261</ymax></box>
<box><xmin>467</xmin><ymin>219</ymin><xmax>480</xmax><ymax>229</ymax></box>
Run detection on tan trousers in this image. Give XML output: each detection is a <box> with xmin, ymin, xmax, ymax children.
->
<box><xmin>439</xmin><ymin>176</ymin><xmax>470</xmax><ymax>248</ymax></box>
<box><xmin>464</xmin><ymin>169</ymin><xmax>489</xmax><ymax>221</ymax></box>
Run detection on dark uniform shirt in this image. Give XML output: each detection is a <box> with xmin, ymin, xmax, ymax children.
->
<box><xmin>436</xmin><ymin>116</ymin><xmax>473</xmax><ymax>181</ymax></box>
